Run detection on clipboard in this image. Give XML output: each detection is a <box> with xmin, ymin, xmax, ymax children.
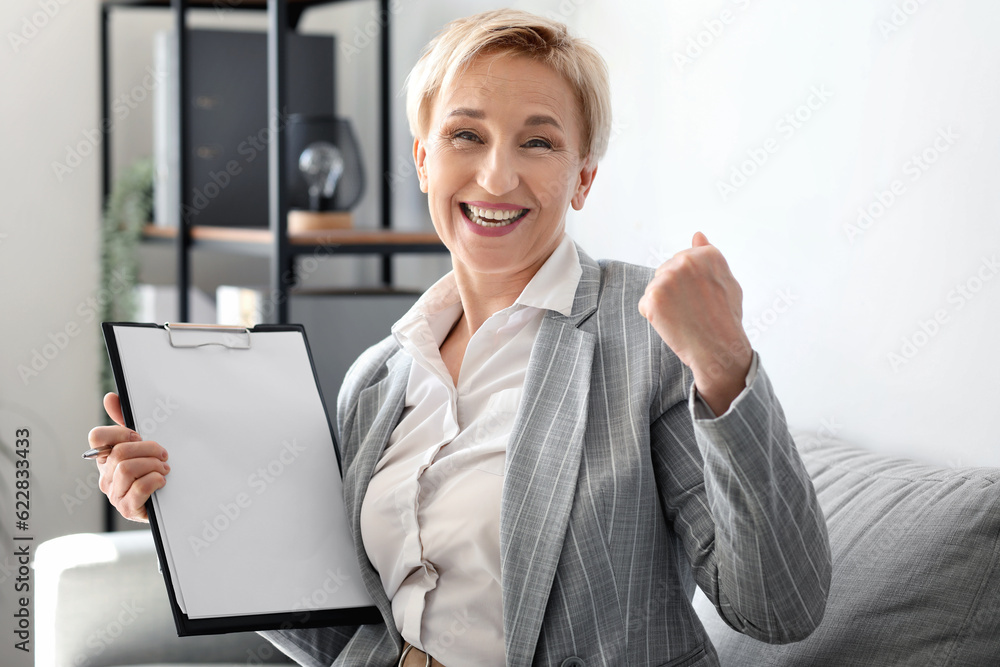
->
<box><xmin>102</xmin><ymin>322</ymin><xmax>381</xmax><ymax>636</ymax></box>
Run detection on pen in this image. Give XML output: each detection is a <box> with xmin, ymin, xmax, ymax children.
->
<box><xmin>82</xmin><ymin>444</ymin><xmax>114</xmax><ymax>460</ymax></box>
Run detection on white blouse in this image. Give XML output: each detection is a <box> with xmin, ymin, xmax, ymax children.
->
<box><xmin>359</xmin><ymin>234</ymin><xmax>582</xmax><ymax>666</ymax></box>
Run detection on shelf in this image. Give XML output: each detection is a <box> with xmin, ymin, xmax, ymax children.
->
<box><xmin>103</xmin><ymin>0</ymin><xmax>399</xmax><ymax>325</ymax></box>
<box><xmin>101</xmin><ymin>1</ymin><xmax>359</xmax><ymax>37</ymax></box>
<box><xmin>101</xmin><ymin>0</ymin><xmax>401</xmax><ymax>534</ymax></box>
<box><xmin>103</xmin><ymin>0</ymin><xmax>340</xmax><ymax>8</ymax></box>
<box><xmin>143</xmin><ymin>224</ymin><xmax>447</xmax><ymax>256</ymax></box>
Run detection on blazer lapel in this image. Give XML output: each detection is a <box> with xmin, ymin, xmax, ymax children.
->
<box><xmin>342</xmin><ymin>349</ymin><xmax>411</xmax><ymax>644</ymax></box>
<box><xmin>500</xmin><ymin>248</ymin><xmax>601</xmax><ymax>665</ymax></box>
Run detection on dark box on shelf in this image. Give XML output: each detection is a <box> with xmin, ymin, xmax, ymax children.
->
<box><xmin>154</xmin><ymin>29</ymin><xmax>335</xmax><ymax>228</ymax></box>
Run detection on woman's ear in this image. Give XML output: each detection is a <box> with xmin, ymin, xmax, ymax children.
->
<box><xmin>413</xmin><ymin>137</ymin><xmax>428</xmax><ymax>193</ymax></box>
<box><xmin>571</xmin><ymin>158</ymin><xmax>598</xmax><ymax>211</ymax></box>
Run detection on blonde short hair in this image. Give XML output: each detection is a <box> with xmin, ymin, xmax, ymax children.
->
<box><xmin>404</xmin><ymin>9</ymin><xmax>612</xmax><ymax>164</ymax></box>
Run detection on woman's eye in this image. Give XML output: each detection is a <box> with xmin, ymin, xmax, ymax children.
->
<box><xmin>454</xmin><ymin>131</ymin><xmax>481</xmax><ymax>143</ymax></box>
<box><xmin>523</xmin><ymin>138</ymin><xmax>552</xmax><ymax>149</ymax></box>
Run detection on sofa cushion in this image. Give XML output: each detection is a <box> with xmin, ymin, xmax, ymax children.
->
<box><xmin>693</xmin><ymin>434</ymin><xmax>1000</xmax><ymax>666</ymax></box>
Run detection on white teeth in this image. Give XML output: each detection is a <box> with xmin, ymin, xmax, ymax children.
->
<box><xmin>463</xmin><ymin>204</ymin><xmax>527</xmax><ymax>227</ymax></box>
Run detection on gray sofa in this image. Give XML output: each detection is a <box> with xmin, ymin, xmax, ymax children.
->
<box><xmin>36</xmin><ymin>435</ymin><xmax>1000</xmax><ymax>666</ymax></box>
<box><xmin>694</xmin><ymin>434</ymin><xmax>1000</xmax><ymax>666</ymax></box>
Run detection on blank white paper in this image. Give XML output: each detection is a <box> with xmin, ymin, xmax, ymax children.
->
<box><xmin>113</xmin><ymin>325</ymin><xmax>374</xmax><ymax>620</ymax></box>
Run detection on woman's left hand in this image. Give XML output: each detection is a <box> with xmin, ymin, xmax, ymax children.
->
<box><xmin>639</xmin><ymin>232</ymin><xmax>752</xmax><ymax>415</ymax></box>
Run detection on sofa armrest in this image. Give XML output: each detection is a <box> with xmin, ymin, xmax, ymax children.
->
<box><xmin>35</xmin><ymin>530</ymin><xmax>292</xmax><ymax>667</ymax></box>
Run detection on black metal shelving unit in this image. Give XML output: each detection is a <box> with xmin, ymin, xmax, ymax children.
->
<box><xmin>100</xmin><ymin>0</ymin><xmax>446</xmax><ymax>324</ymax></box>
<box><xmin>98</xmin><ymin>0</ymin><xmax>445</xmax><ymax>532</ymax></box>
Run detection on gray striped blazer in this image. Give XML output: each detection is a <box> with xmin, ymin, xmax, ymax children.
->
<box><xmin>261</xmin><ymin>246</ymin><xmax>831</xmax><ymax>666</ymax></box>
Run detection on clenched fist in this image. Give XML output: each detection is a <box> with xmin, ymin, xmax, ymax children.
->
<box><xmin>638</xmin><ymin>232</ymin><xmax>752</xmax><ymax>415</ymax></box>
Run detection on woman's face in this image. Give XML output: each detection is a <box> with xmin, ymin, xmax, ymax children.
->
<box><xmin>414</xmin><ymin>54</ymin><xmax>597</xmax><ymax>281</ymax></box>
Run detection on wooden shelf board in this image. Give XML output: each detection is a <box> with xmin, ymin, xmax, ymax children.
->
<box><xmin>143</xmin><ymin>224</ymin><xmax>444</xmax><ymax>247</ymax></box>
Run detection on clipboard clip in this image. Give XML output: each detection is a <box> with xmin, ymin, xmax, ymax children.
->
<box><xmin>164</xmin><ymin>323</ymin><xmax>252</xmax><ymax>350</ymax></box>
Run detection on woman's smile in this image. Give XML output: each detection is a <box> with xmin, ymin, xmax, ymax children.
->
<box><xmin>459</xmin><ymin>202</ymin><xmax>530</xmax><ymax>236</ymax></box>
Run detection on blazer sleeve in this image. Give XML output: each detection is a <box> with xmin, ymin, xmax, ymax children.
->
<box><xmin>257</xmin><ymin>627</ymin><xmax>358</xmax><ymax>667</ymax></box>
<box><xmin>650</xmin><ymin>350</ymin><xmax>832</xmax><ymax>644</ymax></box>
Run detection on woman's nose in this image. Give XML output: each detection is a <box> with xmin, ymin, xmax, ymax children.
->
<box><xmin>477</xmin><ymin>146</ymin><xmax>519</xmax><ymax>195</ymax></box>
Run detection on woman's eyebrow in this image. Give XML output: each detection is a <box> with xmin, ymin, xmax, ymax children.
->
<box><xmin>447</xmin><ymin>107</ymin><xmax>485</xmax><ymax>120</ymax></box>
<box><xmin>525</xmin><ymin>114</ymin><xmax>563</xmax><ymax>131</ymax></box>
<box><xmin>445</xmin><ymin>107</ymin><xmax>563</xmax><ymax>132</ymax></box>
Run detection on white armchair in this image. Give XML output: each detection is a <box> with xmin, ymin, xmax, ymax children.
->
<box><xmin>34</xmin><ymin>530</ymin><xmax>293</xmax><ymax>667</ymax></box>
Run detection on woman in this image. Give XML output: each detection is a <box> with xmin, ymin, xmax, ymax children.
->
<box><xmin>90</xmin><ymin>9</ymin><xmax>831</xmax><ymax>666</ymax></box>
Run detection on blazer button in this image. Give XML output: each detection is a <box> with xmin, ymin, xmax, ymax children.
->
<box><xmin>560</xmin><ymin>658</ymin><xmax>586</xmax><ymax>667</ymax></box>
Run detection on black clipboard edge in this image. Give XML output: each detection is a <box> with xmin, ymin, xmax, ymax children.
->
<box><xmin>101</xmin><ymin>322</ymin><xmax>380</xmax><ymax>637</ymax></box>
<box><xmin>295</xmin><ymin>323</ymin><xmax>346</xmax><ymax>474</ymax></box>
<box><xmin>173</xmin><ymin>604</ymin><xmax>384</xmax><ymax>637</ymax></box>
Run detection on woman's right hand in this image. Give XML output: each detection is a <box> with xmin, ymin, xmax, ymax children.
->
<box><xmin>88</xmin><ymin>392</ymin><xmax>170</xmax><ymax>522</ymax></box>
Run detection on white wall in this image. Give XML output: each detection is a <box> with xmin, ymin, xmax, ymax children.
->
<box><xmin>561</xmin><ymin>1</ymin><xmax>1000</xmax><ymax>468</ymax></box>
<box><xmin>2</xmin><ymin>1</ymin><xmax>103</xmax><ymax>665</ymax></box>
<box><xmin>390</xmin><ymin>0</ymin><xmax>1000</xmax><ymax>469</ymax></box>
